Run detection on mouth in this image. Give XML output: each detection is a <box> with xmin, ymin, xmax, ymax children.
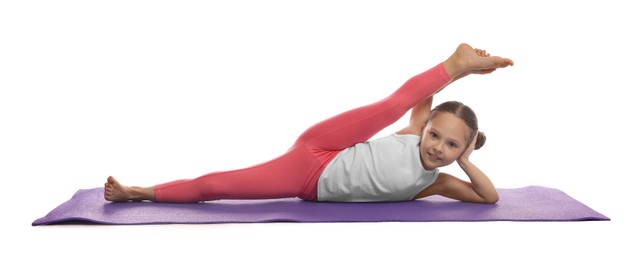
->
<box><xmin>428</xmin><ymin>152</ymin><xmax>441</xmax><ymax>161</ymax></box>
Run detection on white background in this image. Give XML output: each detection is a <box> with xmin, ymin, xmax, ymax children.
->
<box><xmin>1</xmin><ymin>1</ymin><xmax>642</xmax><ymax>259</ymax></box>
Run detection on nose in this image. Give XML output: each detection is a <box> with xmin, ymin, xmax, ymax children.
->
<box><xmin>432</xmin><ymin>143</ymin><xmax>444</xmax><ymax>155</ymax></box>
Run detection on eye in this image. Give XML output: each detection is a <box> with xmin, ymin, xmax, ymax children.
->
<box><xmin>448</xmin><ymin>142</ymin><xmax>458</xmax><ymax>148</ymax></box>
<box><xmin>430</xmin><ymin>132</ymin><xmax>438</xmax><ymax>139</ymax></box>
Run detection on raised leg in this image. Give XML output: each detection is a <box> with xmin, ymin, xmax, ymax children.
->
<box><xmin>295</xmin><ymin>44</ymin><xmax>512</xmax><ymax>152</ymax></box>
<box><xmin>295</xmin><ymin>63</ymin><xmax>452</xmax><ymax>151</ymax></box>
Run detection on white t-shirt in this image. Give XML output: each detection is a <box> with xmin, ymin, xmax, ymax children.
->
<box><xmin>317</xmin><ymin>133</ymin><xmax>440</xmax><ymax>202</ymax></box>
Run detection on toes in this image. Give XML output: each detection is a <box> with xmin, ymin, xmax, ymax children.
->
<box><xmin>473</xmin><ymin>48</ymin><xmax>491</xmax><ymax>58</ymax></box>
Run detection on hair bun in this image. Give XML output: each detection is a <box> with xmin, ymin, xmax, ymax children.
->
<box><xmin>474</xmin><ymin>131</ymin><xmax>486</xmax><ymax>150</ymax></box>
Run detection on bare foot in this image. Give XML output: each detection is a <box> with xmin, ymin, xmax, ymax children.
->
<box><xmin>104</xmin><ymin>176</ymin><xmax>155</xmax><ymax>202</ymax></box>
<box><xmin>444</xmin><ymin>43</ymin><xmax>514</xmax><ymax>79</ymax></box>
<box><xmin>104</xmin><ymin>176</ymin><xmax>132</xmax><ymax>202</ymax></box>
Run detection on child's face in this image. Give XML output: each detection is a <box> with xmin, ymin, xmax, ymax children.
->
<box><xmin>419</xmin><ymin>112</ymin><xmax>471</xmax><ymax>170</ymax></box>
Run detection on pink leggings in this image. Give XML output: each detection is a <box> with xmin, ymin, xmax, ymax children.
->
<box><xmin>154</xmin><ymin>63</ymin><xmax>452</xmax><ymax>202</ymax></box>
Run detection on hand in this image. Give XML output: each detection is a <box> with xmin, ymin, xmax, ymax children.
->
<box><xmin>458</xmin><ymin>131</ymin><xmax>478</xmax><ymax>164</ymax></box>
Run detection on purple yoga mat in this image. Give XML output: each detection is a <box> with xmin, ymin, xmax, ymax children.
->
<box><xmin>32</xmin><ymin>186</ymin><xmax>609</xmax><ymax>225</ymax></box>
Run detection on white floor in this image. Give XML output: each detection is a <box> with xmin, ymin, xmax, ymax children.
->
<box><xmin>18</xmin><ymin>220</ymin><xmax>620</xmax><ymax>260</ymax></box>
<box><xmin>2</xmin><ymin>1</ymin><xmax>642</xmax><ymax>259</ymax></box>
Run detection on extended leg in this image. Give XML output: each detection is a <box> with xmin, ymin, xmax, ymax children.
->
<box><xmin>152</xmin><ymin>145</ymin><xmax>322</xmax><ymax>203</ymax></box>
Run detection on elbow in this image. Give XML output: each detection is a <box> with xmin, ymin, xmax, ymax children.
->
<box><xmin>475</xmin><ymin>190</ymin><xmax>499</xmax><ymax>204</ymax></box>
<box><xmin>484</xmin><ymin>197</ymin><xmax>499</xmax><ymax>204</ymax></box>
<box><xmin>483</xmin><ymin>193</ymin><xmax>499</xmax><ymax>204</ymax></box>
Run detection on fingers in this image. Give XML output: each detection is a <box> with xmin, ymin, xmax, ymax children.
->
<box><xmin>470</xmin><ymin>131</ymin><xmax>479</xmax><ymax>146</ymax></box>
<box><xmin>459</xmin><ymin>132</ymin><xmax>478</xmax><ymax>160</ymax></box>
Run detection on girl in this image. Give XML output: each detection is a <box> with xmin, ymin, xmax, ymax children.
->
<box><xmin>104</xmin><ymin>43</ymin><xmax>513</xmax><ymax>204</ymax></box>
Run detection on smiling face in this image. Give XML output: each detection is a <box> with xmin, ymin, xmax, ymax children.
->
<box><xmin>419</xmin><ymin>112</ymin><xmax>472</xmax><ymax>170</ymax></box>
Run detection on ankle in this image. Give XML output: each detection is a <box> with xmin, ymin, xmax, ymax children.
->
<box><xmin>130</xmin><ymin>186</ymin><xmax>155</xmax><ymax>201</ymax></box>
<box><xmin>443</xmin><ymin>53</ymin><xmax>467</xmax><ymax>79</ymax></box>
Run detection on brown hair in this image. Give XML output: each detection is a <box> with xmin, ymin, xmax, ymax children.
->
<box><xmin>426</xmin><ymin>101</ymin><xmax>486</xmax><ymax>150</ymax></box>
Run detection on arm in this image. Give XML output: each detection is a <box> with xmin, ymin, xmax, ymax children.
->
<box><xmin>453</xmin><ymin>158</ymin><xmax>499</xmax><ymax>204</ymax></box>
<box><xmin>455</xmin><ymin>131</ymin><xmax>498</xmax><ymax>203</ymax></box>
<box><xmin>396</xmin><ymin>96</ymin><xmax>433</xmax><ymax>136</ymax></box>
<box><xmin>414</xmin><ymin>133</ymin><xmax>499</xmax><ymax>204</ymax></box>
